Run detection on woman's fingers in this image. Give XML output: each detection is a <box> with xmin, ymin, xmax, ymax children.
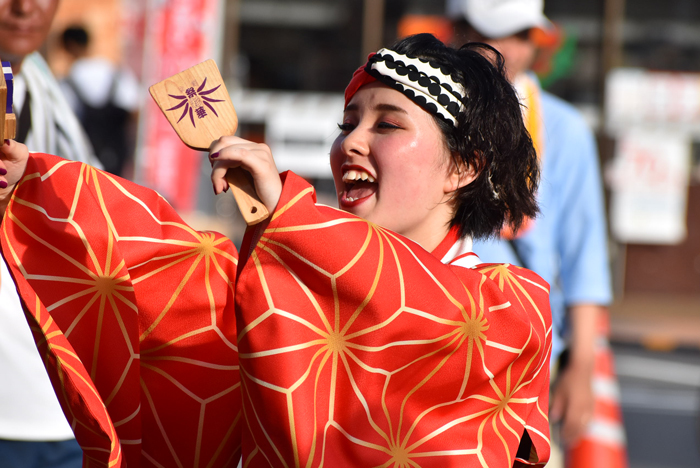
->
<box><xmin>0</xmin><ymin>141</ymin><xmax>7</xmax><ymax>189</ymax></box>
<box><xmin>208</xmin><ymin>136</ymin><xmax>257</xmax><ymax>162</ymax></box>
<box><xmin>208</xmin><ymin>137</ymin><xmax>282</xmax><ymax>211</ymax></box>
<box><xmin>0</xmin><ymin>139</ymin><xmax>29</xmax><ymax>184</ymax></box>
<box><xmin>0</xmin><ymin>139</ymin><xmax>30</xmax><ymax>214</ymax></box>
<box><xmin>211</xmin><ymin>160</ymin><xmax>233</xmax><ymax>194</ymax></box>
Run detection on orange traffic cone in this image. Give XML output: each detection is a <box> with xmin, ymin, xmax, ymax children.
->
<box><xmin>566</xmin><ymin>313</ymin><xmax>628</xmax><ymax>468</ymax></box>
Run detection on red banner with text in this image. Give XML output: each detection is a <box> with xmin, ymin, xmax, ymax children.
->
<box><xmin>126</xmin><ymin>0</ymin><xmax>222</xmax><ymax>212</ymax></box>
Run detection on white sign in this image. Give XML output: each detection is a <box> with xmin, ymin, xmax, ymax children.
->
<box><xmin>607</xmin><ymin>129</ymin><xmax>691</xmax><ymax>244</ymax></box>
<box><xmin>606</xmin><ymin>68</ymin><xmax>700</xmax><ymax>136</ymax></box>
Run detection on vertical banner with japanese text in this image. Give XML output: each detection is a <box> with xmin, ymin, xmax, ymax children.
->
<box><xmin>128</xmin><ymin>0</ymin><xmax>223</xmax><ymax>212</ymax></box>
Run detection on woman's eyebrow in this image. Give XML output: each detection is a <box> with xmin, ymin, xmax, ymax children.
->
<box><xmin>343</xmin><ymin>103</ymin><xmax>408</xmax><ymax>114</ymax></box>
<box><xmin>373</xmin><ymin>103</ymin><xmax>407</xmax><ymax>114</ymax></box>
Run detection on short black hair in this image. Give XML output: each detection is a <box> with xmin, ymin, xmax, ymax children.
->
<box><xmin>388</xmin><ymin>33</ymin><xmax>539</xmax><ymax>240</ymax></box>
<box><xmin>62</xmin><ymin>25</ymin><xmax>90</xmax><ymax>49</ymax></box>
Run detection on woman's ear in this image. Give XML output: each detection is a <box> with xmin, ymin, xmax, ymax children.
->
<box><xmin>444</xmin><ymin>152</ymin><xmax>478</xmax><ymax>194</ymax></box>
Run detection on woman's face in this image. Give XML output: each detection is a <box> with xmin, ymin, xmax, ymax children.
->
<box><xmin>330</xmin><ymin>82</ymin><xmax>463</xmax><ymax>249</ymax></box>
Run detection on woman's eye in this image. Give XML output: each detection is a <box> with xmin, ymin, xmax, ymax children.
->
<box><xmin>378</xmin><ymin>122</ymin><xmax>400</xmax><ymax>130</ymax></box>
<box><xmin>337</xmin><ymin>123</ymin><xmax>354</xmax><ymax>133</ymax></box>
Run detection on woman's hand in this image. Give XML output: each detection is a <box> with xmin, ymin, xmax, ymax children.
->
<box><xmin>209</xmin><ymin>136</ymin><xmax>283</xmax><ymax>213</ymax></box>
<box><xmin>0</xmin><ymin>139</ymin><xmax>29</xmax><ymax>216</ymax></box>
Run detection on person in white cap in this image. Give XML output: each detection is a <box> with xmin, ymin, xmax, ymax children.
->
<box><xmin>448</xmin><ymin>0</ymin><xmax>554</xmax><ymax>82</ymax></box>
<box><xmin>446</xmin><ymin>0</ymin><xmax>617</xmax><ymax>464</ymax></box>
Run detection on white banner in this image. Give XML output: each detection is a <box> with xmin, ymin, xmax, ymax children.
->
<box><xmin>606</xmin><ymin>69</ymin><xmax>700</xmax><ymax>136</ymax></box>
<box><xmin>607</xmin><ymin>129</ymin><xmax>691</xmax><ymax>244</ymax></box>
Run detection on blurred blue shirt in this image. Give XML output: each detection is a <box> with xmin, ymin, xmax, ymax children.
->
<box><xmin>473</xmin><ymin>81</ymin><xmax>613</xmax><ymax>366</ymax></box>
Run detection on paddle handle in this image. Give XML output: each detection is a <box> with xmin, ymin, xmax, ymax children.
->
<box><xmin>225</xmin><ymin>167</ymin><xmax>269</xmax><ymax>225</ymax></box>
<box><xmin>0</xmin><ymin>60</ymin><xmax>15</xmax><ymax>141</ymax></box>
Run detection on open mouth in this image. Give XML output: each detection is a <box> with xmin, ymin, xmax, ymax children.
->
<box><xmin>340</xmin><ymin>168</ymin><xmax>377</xmax><ymax>205</ymax></box>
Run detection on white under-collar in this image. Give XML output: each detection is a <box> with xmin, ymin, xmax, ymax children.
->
<box><xmin>439</xmin><ymin>236</ymin><xmax>482</xmax><ymax>269</ymax></box>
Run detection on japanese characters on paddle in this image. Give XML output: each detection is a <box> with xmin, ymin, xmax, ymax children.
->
<box><xmin>209</xmin><ymin>34</ymin><xmax>539</xmax><ymax>249</ymax></box>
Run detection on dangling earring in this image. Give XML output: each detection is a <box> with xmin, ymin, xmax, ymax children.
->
<box><xmin>487</xmin><ymin>166</ymin><xmax>500</xmax><ymax>199</ymax></box>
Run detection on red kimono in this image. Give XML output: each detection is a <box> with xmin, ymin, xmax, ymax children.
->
<box><xmin>1</xmin><ymin>155</ymin><xmax>551</xmax><ymax>467</ymax></box>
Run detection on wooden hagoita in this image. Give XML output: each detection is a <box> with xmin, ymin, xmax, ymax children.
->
<box><xmin>149</xmin><ymin>59</ymin><xmax>269</xmax><ymax>225</ymax></box>
<box><xmin>1</xmin><ymin>61</ymin><xmax>16</xmax><ymax>141</ymax></box>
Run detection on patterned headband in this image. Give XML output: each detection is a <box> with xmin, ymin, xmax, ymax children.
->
<box><xmin>344</xmin><ymin>48</ymin><xmax>466</xmax><ymax>126</ymax></box>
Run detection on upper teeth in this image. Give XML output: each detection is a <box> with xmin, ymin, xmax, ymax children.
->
<box><xmin>342</xmin><ymin>169</ymin><xmax>376</xmax><ymax>183</ymax></box>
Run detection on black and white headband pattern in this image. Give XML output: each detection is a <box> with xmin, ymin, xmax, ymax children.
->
<box><xmin>366</xmin><ymin>49</ymin><xmax>466</xmax><ymax>126</ymax></box>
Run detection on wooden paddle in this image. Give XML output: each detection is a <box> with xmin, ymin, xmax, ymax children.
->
<box><xmin>1</xmin><ymin>60</ymin><xmax>16</xmax><ymax>141</ymax></box>
<box><xmin>149</xmin><ymin>59</ymin><xmax>269</xmax><ymax>225</ymax></box>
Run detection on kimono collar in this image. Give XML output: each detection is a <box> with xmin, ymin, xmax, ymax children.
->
<box><xmin>431</xmin><ymin>226</ymin><xmax>481</xmax><ymax>269</ymax></box>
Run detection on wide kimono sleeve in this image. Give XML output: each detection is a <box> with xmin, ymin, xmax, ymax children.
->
<box><xmin>235</xmin><ymin>172</ymin><xmax>552</xmax><ymax>467</ymax></box>
<box><xmin>0</xmin><ymin>153</ymin><xmax>241</xmax><ymax>467</ymax></box>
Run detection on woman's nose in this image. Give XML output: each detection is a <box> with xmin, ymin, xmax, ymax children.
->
<box><xmin>340</xmin><ymin>126</ymin><xmax>369</xmax><ymax>157</ymax></box>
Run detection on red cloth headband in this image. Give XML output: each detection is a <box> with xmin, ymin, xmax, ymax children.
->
<box><xmin>343</xmin><ymin>50</ymin><xmax>465</xmax><ymax>125</ymax></box>
<box><xmin>344</xmin><ymin>53</ymin><xmax>376</xmax><ymax>108</ymax></box>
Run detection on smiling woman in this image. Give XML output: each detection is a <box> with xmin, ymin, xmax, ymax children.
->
<box><xmin>1</xmin><ymin>34</ymin><xmax>551</xmax><ymax>468</ymax></box>
<box><xmin>332</xmin><ymin>35</ymin><xmax>539</xmax><ymax>247</ymax></box>
<box><xmin>332</xmin><ymin>81</ymin><xmax>456</xmax><ymax>249</ymax></box>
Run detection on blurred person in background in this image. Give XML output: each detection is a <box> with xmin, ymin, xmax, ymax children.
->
<box><xmin>0</xmin><ymin>0</ymin><xmax>94</xmax><ymax>163</ymax></box>
<box><xmin>60</xmin><ymin>25</ymin><xmax>140</xmax><ymax>177</ymax></box>
<box><xmin>0</xmin><ymin>0</ymin><xmax>97</xmax><ymax>466</ymax></box>
<box><xmin>446</xmin><ymin>0</ymin><xmax>625</xmax><ymax>467</ymax></box>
